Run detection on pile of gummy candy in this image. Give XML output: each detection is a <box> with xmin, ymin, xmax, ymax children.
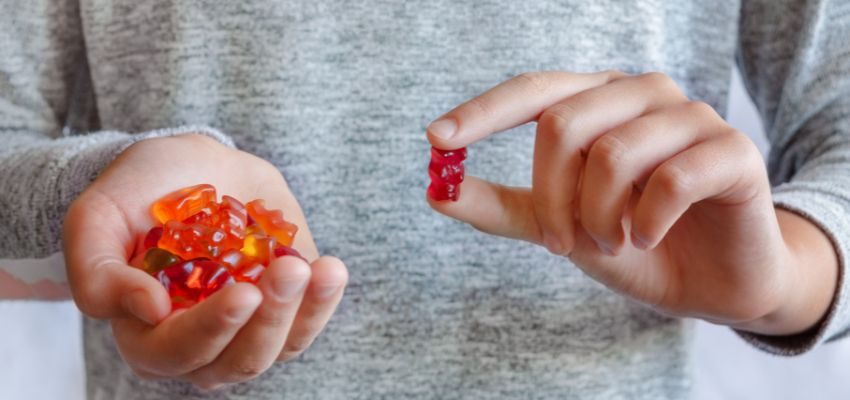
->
<box><xmin>138</xmin><ymin>184</ymin><xmax>305</xmax><ymax>308</ymax></box>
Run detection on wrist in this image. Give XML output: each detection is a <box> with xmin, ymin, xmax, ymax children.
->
<box><xmin>732</xmin><ymin>208</ymin><xmax>839</xmax><ymax>336</ymax></box>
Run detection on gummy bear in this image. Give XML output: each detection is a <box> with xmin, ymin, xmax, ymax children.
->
<box><xmin>143</xmin><ymin>227</ymin><xmax>164</xmax><ymax>250</ymax></box>
<box><xmin>427</xmin><ymin>147</ymin><xmax>467</xmax><ymax>201</ymax></box>
<box><xmin>245</xmin><ymin>200</ymin><xmax>298</xmax><ymax>247</ymax></box>
<box><xmin>150</xmin><ymin>184</ymin><xmax>217</xmax><ymax>224</ymax></box>
<box><xmin>241</xmin><ymin>234</ymin><xmax>276</xmax><ymax>266</ymax></box>
<box><xmin>158</xmin><ymin>220</ymin><xmax>233</xmax><ymax>260</ymax></box>
<box><xmin>157</xmin><ymin>259</ymin><xmax>235</xmax><ymax>308</ymax></box>
<box><xmin>142</xmin><ymin>248</ymin><xmax>182</xmax><ymax>275</ymax></box>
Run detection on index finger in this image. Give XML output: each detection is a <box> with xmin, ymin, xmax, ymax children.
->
<box><xmin>426</xmin><ymin>71</ymin><xmax>623</xmax><ymax>149</ymax></box>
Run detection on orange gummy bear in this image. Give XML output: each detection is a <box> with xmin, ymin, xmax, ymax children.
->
<box><xmin>151</xmin><ymin>184</ymin><xmax>217</xmax><ymax>224</ymax></box>
<box><xmin>245</xmin><ymin>200</ymin><xmax>298</xmax><ymax>247</ymax></box>
<box><xmin>241</xmin><ymin>234</ymin><xmax>276</xmax><ymax>266</ymax></box>
<box><xmin>159</xmin><ymin>220</ymin><xmax>233</xmax><ymax>260</ymax></box>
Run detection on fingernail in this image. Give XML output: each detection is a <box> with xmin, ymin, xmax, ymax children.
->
<box><xmin>427</xmin><ymin>118</ymin><xmax>457</xmax><ymax>140</ymax></box>
<box><xmin>314</xmin><ymin>284</ymin><xmax>342</xmax><ymax>300</ymax></box>
<box><xmin>631</xmin><ymin>231</ymin><xmax>650</xmax><ymax>250</ymax></box>
<box><xmin>123</xmin><ymin>291</ymin><xmax>156</xmax><ymax>325</ymax></box>
<box><xmin>542</xmin><ymin>232</ymin><xmax>564</xmax><ymax>255</ymax></box>
<box><xmin>271</xmin><ymin>276</ymin><xmax>309</xmax><ymax>301</ymax></box>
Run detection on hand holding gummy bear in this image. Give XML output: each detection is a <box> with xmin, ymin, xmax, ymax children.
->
<box><xmin>426</xmin><ymin>71</ymin><xmax>838</xmax><ymax>337</ymax></box>
<box><xmin>63</xmin><ymin>134</ymin><xmax>348</xmax><ymax>389</ymax></box>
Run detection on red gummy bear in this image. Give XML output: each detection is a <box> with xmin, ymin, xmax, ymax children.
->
<box><xmin>143</xmin><ymin>227</ymin><xmax>164</xmax><ymax>250</ymax></box>
<box><xmin>245</xmin><ymin>200</ymin><xmax>298</xmax><ymax>247</ymax></box>
<box><xmin>157</xmin><ymin>259</ymin><xmax>235</xmax><ymax>308</ymax></box>
<box><xmin>428</xmin><ymin>147</ymin><xmax>467</xmax><ymax>201</ymax></box>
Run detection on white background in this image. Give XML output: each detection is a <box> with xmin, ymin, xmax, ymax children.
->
<box><xmin>2</xmin><ymin>70</ymin><xmax>849</xmax><ymax>399</ymax></box>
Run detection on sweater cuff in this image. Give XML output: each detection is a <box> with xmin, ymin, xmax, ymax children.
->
<box><xmin>735</xmin><ymin>186</ymin><xmax>850</xmax><ymax>355</ymax></box>
<box><xmin>4</xmin><ymin>125</ymin><xmax>232</xmax><ymax>260</ymax></box>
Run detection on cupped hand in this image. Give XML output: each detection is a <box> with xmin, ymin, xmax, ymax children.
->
<box><xmin>64</xmin><ymin>133</ymin><xmax>348</xmax><ymax>389</ymax></box>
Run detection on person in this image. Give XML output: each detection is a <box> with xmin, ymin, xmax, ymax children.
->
<box><xmin>1</xmin><ymin>0</ymin><xmax>848</xmax><ymax>398</ymax></box>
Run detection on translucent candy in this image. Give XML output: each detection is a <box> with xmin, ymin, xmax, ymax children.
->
<box><xmin>427</xmin><ymin>147</ymin><xmax>467</xmax><ymax>202</ymax></box>
<box><xmin>157</xmin><ymin>259</ymin><xmax>234</xmax><ymax>308</ymax></box>
<box><xmin>141</xmin><ymin>184</ymin><xmax>301</xmax><ymax>308</ymax></box>
<box><xmin>246</xmin><ymin>200</ymin><xmax>298</xmax><ymax>247</ymax></box>
<box><xmin>142</xmin><ymin>248</ymin><xmax>181</xmax><ymax>274</ymax></box>
<box><xmin>150</xmin><ymin>184</ymin><xmax>217</xmax><ymax>224</ymax></box>
<box><xmin>241</xmin><ymin>234</ymin><xmax>275</xmax><ymax>266</ymax></box>
<box><xmin>143</xmin><ymin>227</ymin><xmax>164</xmax><ymax>250</ymax></box>
<box><xmin>158</xmin><ymin>221</ymin><xmax>230</xmax><ymax>260</ymax></box>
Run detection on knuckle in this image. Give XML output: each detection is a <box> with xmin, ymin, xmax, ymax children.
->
<box><xmin>466</xmin><ymin>96</ymin><xmax>494</xmax><ymax>119</ymax></box>
<box><xmin>588</xmin><ymin>135</ymin><xmax>630</xmax><ymax>178</ymax></box>
<box><xmin>640</xmin><ymin>71</ymin><xmax>671</xmax><ymax>87</ymax></box>
<box><xmin>684</xmin><ymin>101</ymin><xmax>717</xmax><ymax>119</ymax></box>
<box><xmin>655</xmin><ymin>164</ymin><xmax>691</xmax><ymax>198</ymax></box>
<box><xmin>228</xmin><ymin>359</ymin><xmax>271</xmax><ymax>380</ymax></box>
<box><xmin>276</xmin><ymin>337</ymin><xmax>316</xmax><ymax>362</ymax></box>
<box><xmin>198</xmin><ymin>310</ymin><xmax>238</xmax><ymax>333</ymax></box>
<box><xmin>604</xmin><ymin>69</ymin><xmax>630</xmax><ymax>80</ymax></box>
<box><xmin>171</xmin><ymin>353</ymin><xmax>216</xmax><ymax>372</ymax></box>
<box><xmin>728</xmin><ymin>131</ymin><xmax>766</xmax><ymax>168</ymax></box>
<box><xmin>639</xmin><ymin>72</ymin><xmax>683</xmax><ymax>97</ymax></box>
<box><xmin>284</xmin><ymin>338</ymin><xmax>313</xmax><ymax>355</ymax></box>
<box><xmin>253</xmin><ymin>308</ymin><xmax>289</xmax><ymax>327</ymax></box>
<box><xmin>538</xmin><ymin>105</ymin><xmax>582</xmax><ymax>140</ymax></box>
<box><xmin>515</xmin><ymin>72</ymin><xmax>550</xmax><ymax>95</ymax></box>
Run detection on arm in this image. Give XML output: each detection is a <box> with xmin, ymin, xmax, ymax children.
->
<box><xmin>0</xmin><ymin>1</ymin><xmax>232</xmax><ymax>299</ymax></box>
<box><xmin>735</xmin><ymin>0</ymin><xmax>850</xmax><ymax>353</ymax></box>
<box><xmin>1</xmin><ymin>3</ymin><xmax>350</xmax><ymax>389</ymax></box>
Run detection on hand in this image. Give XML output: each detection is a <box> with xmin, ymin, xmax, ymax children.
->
<box><xmin>426</xmin><ymin>71</ymin><xmax>838</xmax><ymax>335</ymax></box>
<box><xmin>63</xmin><ymin>133</ymin><xmax>348</xmax><ymax>389</ymax></box>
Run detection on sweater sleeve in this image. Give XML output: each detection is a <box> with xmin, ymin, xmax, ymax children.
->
<box><xmin>735</xmin><ymin>0</ymin><xmax>850</xmax><ymax>354</ymax></box>
<box><xmin>0</xmin><ymin>1</ymin><xmax>233</xmax><ymax>295</ymax></box>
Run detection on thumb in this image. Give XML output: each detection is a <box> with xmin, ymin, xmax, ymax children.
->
<box><xmin>64</xmin><ymin>191</ymin><xmax>171</xmax><ymax>324</ymax></box>
<box><xmin>426</xmin><ymin>176</ymin><xmax>544</xmax><ymax>246</ymax></box>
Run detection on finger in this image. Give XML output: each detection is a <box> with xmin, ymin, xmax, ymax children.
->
<box><xmin>64</xmin><ymin>189</ymin><xmax>171</xmax><ymax>324</ymax></box>
<box><xmin>427</xmin><ymin>176</ymin><xmax>542</xmax><ymax>245</ymax></box>
<box><xmin>112</xmin><ymin>282</ymin><xmax>261</xmax><ymax>376</ymax></box>
<box><xmin>532</xmin><ymin>72</ymin><xmax>688</xmax><ymax>254</ymax></box>
<box><xmin>631</xmin><ymin>131</ymin><xmax>766</xmax><ymax>249</ymax></box>
<box><xmin>185</xmin><ymin>256</ymin><xmax>311</xmax><ymax>386</ymax></box>
<box><xmin>426</xmin><ymin>71</ymin><xmax>624</xmax><ymax>149</ymax></box>
<box><xmin>277</xmin><ymin>256</ymin><xmax>348</xmax><ymax>362</ymax></box>
<box><xmin>579</xmin><ymin>101</ymin><xmax>725</xmax><ymax>254</ymax></box>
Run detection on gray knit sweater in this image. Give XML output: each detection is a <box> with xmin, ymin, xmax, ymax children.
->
<box><xmin>2</xmin><ymin>0</ymin><xmax>849</xmax><ymax>399</ymax></box>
